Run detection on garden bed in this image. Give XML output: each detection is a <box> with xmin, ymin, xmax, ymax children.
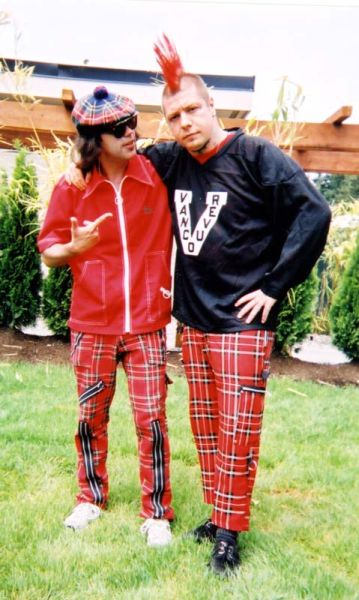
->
<box><xmin>0</xmin><ymin>327</ymin><xmax>357</xmax><ymax>387</ymax></box>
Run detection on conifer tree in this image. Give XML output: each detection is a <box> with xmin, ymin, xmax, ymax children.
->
<box><xmin>42</xmin><ymin>266</ymin><xmax>72</xmax><ymax>338</ymax></box>
<box><xmin>0</xmin><ymin>169</ymin><xmax>9</xmax><ymax>324</ymax></box>
<box><xmin>330</xmin><ymin>233</ymin><xmax>359</xmax><ymax>359</ymax></box>
<box><xmin>0</xmin><ymin>148</ymin><xmax>42</xmax><ymax>327</ymax></box>
<box><xmin>275</xmin><ymin>269</ymin><xmax>319</xmax><ymax>353</ymax></box>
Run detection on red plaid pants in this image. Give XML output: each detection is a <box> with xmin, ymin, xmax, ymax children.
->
<box><xmin>182</xmin><ymin>327</ymin><xmax>274</xmax><ymax>532</ymax></box>
<box><xmin>70</xmin><ymin>329</ymin><xmax>174</xmax><ymax>520</ymax></box>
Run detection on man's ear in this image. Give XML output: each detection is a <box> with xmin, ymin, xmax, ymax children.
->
<box><xmin>209</xmin><ymin>96</ymin><xmax>216</xmax><ymax>117</ymax></box>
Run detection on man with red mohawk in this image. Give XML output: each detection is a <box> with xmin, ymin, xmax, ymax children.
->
<box><xmin>145</xmin><ymin>34</ymin><xmax>331</xmax><ymax>574</ymax></box>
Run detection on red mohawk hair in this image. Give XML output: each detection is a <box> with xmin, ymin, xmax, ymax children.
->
<box><xmin>153</xmin><ymin>33</ymin><xmax>184</xmax><ymax>92</ymax></box>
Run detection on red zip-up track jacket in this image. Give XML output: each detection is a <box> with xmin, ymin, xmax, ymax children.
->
<box><xmin>38</xmin><ymin>155</ymin><xmax>173</xmax><ymax>335</ymax></box>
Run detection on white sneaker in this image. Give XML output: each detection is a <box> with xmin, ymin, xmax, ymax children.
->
<box><xmin>64</xmin><ymin>502</ymin><xmax>101</xmax><ymax>531</ymax></box>
<box><xmin>140</xmin><ymin>518</ymin><xmax>172</xmax><ymax>547</ymax></box>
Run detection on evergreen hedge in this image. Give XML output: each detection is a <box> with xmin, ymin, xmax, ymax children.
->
<box><xmin>330</xmin><ymin>232</ymin><xmax>359</xmax><ymax>360</ymax></box>
<box><xmin>42</xmin><ymin>266</ymin><xmax>72</xmax><ymax>338</ymax></box>
<box><xmin>0</xmin><ymin>170</ymin><xmax>9</xmax><ymax>323</ymax></box>
<box><xmin>0</xmin><ymin>149</ymin><xmax>42</xmax><ymax>328</ymax></box>
<box><xmin>275</xmin><ymin>269</ymin><xmax>319</xmax><ymax>353</ymax></box>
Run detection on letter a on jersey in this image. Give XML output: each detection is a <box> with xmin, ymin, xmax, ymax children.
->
<box><xmin>174</xmin><ymin>190</ymin><xmax>227</xmax><ymax>255</ymax></box>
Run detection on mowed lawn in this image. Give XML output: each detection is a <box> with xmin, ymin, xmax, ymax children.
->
<box><xmin>0</xmin><ymin>361</ymin><xmax>358</xmax><ymax>600</ymax></box>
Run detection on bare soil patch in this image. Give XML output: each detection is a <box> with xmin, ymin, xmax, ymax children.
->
<box><xmin>0</xmin><ymin>327</ymin><xmax>358</xmax><ymax>387</ymax></box>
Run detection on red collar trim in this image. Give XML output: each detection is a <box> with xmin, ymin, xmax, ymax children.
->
<box><xmin>83</xmin><ymin>154</ymin><xmax>154</xmax><ymax>197</ymax></box>
<box><xmin>192</xmin><ymin>133</ymin><xmax>234</xmax><ymax>164</ymax></box>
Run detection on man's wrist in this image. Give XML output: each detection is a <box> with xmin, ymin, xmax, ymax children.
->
<box><xmin>65</xmin><ymin>241</ymin><xmax>81</xmax><ymax>257</ymax></box>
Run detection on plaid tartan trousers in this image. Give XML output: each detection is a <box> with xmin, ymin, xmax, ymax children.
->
<box><xmin>182</xmin><ymin>326</ymin><xmax>274</xmax><ymax>532</ymax></box>
<box><xmin>70</xmin><ymin>329</ymin><xmax>174</xmax><ymax>521</ymax></box>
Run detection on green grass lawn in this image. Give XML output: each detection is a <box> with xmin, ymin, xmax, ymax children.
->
<box><xmin>0</xmin><ymin>361</ymin><xmax>358</xmax><ymax>600</ymax></box>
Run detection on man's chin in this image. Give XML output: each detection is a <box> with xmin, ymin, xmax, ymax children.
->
<box><xmin>122</xmin><ymin>145</ymin><xmax>136</xmax><ymax>157</ymax></box>
<box><xmin>184</xmin><ymin>138</ymin><xmax>207</xmax><ymax>153</ymax></box>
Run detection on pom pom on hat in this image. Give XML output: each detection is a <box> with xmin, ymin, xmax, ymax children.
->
<box><xmin>72</xmin><ymin>86</ymin><xmax>136</xmax><ymax>128</ymax></box>
<box><xmin>93</xmin><ymin>86</ymin><xmax>109</xmax><ymax>100</ymax></box>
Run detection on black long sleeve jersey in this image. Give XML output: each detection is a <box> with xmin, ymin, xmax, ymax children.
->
<box><xmin>143</xmin><ymin>129</ymin><xmax>331</xmax><ymax>333</ymax></box>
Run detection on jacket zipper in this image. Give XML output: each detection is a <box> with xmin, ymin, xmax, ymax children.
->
<box><xmin>110</xmin><ymin>180</ymin><xmax>131</xmax><ymax>333</ymax></box>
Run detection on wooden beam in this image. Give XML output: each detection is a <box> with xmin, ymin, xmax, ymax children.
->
<box><xmin>2</xmin><ymin>99</ymin><xmax>359</xmax><ymax>174</ymax></box>
<box><xmin>62</xmin><ymin>89</ymin><xmax>76</xmax><ymax>111</ymax></box>
<box><xmin>0</xmin><ymin>100</ymin><xmax>76</xmax><ymax>146</ymax></box>
<box><xmin>292</xmin><ymin>150</ymin><xmax>359</xmax><ymax>175</ymax></box>
<box><xmin>323</xmin><ymin>106</ymin><xmax>352</xmax><ymax>125</ymax></box>
<box><xmin>219</xmin><ymin>118</ymin><xmax>359</xmax><ymax>153</ymax></box>
<box><xmin>2</xmin><ymin>99</ymin><xmax>359</xmax><ymax>152</ymax></box>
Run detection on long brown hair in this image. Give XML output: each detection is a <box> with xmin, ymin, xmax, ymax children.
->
<box><xmin>72</xmin><ymin>132</ymin><xmax>102</xmax><ymax>176</ymax></box>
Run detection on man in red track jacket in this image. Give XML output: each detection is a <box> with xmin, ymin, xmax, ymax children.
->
<box><xmin>38</xmin><ymin>86</ymin><xmax>174</xmax><ymax>547</ymax></box>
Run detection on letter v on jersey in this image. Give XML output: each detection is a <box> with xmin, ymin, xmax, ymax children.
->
<box><xmin>174</xmin><ymin>190</ymin><xmax>228</xmax><ymax>255</ymax></box>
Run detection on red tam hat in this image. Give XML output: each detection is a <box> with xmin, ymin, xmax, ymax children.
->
<box><xmin>153</xmin><ymin>34</ymin><xmax>184</xmax><ymax>92</ymax></box>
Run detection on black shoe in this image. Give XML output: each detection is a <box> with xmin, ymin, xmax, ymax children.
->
<box><xmin>187</xmin><ymin>519</ymin><xmax>217</xmax><ymax>543</ymax></box>
<box><xmin>209</xmin><ymin>539</ymin><xmax>240</xmax><ymax>575</ymax></box>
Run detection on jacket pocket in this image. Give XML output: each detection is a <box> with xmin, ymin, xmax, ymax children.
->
<box><xmin>71</xmin><ymin>260</ymin><xmax>107</xmax><ymax>326</ymax></box>
<box><xmin>144</xmin><ymin>252</ymin><xmax>172</xmax><ymax>322</ymax></box>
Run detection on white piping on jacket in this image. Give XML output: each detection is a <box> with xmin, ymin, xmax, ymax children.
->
<box><xmin>110</xmin><ymin>180</ymin><xmax>131</xmax><ymax>333</ymax></box>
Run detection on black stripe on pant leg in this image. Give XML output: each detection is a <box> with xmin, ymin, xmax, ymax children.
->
<box><xmin>71</xmin><ymin>332</ymin><xmax>83</xmax><ymax>357</ymax></box>
<box><xmin>78</xmin><ymin>421</ymin><xmax>103</xmax><ymax>506</ymax></box>
<box><xmin>151</xmin><ymin>419</ymin><xmax>165</xmax><ymax>518</ymax></box>
<box><xmin>241</xmin><ymin>385</ymin><xmax>266</xmax><ymax>395</ymax></box>
<box><xmin>79</xmin><ymin>380</ymin><xmax>105</xmax><ymax>405</ymax></box>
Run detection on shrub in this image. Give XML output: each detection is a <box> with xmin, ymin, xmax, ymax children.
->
<box><xmin>313</xmin><ymin>199</ymin><xmax>359</xmax><ymax>334</ymax></box>
<box><xmin>42</xmin><ymin>266</ymin><xmax>72</xmax><ymax>338</ymax></box>
<box><xmin>330</xmin><ymin>232</ymin><xmax>359</xmax><ymax>360</ymax></box>
<box><xmin>0</xmin><ymin>148</ymin><xmax>42</xmax><ymax>328</ymax></box>
<box><xmin>275</xmin><ymin>269</ymin><xmax>319</xmax><ymax>353</ymax></box>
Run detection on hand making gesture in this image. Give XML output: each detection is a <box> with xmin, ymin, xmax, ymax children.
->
<box><xmin>41</xmin><ymin>212</ymin><xmax>113</xmax><ymax>267</ymax></box>
<box><xmin>69</xmin><ymin>212</ymin><xmax>113</xmax><ymax>255</ymax></box>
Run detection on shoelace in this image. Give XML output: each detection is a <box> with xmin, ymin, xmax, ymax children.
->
<box><xmin>215</xmin><ymin>540</ymin><xmax>237</xmax><ymax>563</ymax></box>
<box><xmin>226</xmin><ymin>545</ymin><xmax>235</xmax><ymax>562</ymax></box>
<box><xmin>216</xmin><ymin>540</ymin><xmax>228</xmax><ymax>556</ymax></box>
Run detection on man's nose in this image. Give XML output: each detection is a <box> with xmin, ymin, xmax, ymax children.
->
<box><xmin>123</xmin><ymin>125</ymin><xmax>135</xmax><ymax>139</ymax></box>
<box><xmin>180</xmin><ymin>112</ymin><xmax>191</xmax><ymax>127</ymax></box>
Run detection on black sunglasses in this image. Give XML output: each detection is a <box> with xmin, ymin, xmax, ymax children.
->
<box><xmin>102</xmin><ymin>114</ymin><xmax>138</xmax><ymax>138</ymax></box>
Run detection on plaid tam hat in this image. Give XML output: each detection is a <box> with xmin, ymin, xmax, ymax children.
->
<box><xmin>72</xmin><ymin>86</ymin><xmax>136</xmax><ymax>127</ymax></box>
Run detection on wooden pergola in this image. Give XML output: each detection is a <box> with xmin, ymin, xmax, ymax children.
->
<box><xmin>1</xmin><ymin>90</ymin><xmax>358</xmax><ymax>174</ymax></box>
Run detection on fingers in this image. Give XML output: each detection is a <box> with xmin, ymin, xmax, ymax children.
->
<box><xmin>66</xmin><ymin>164</ymin><xmax>87</xmax><ymax>190</ymax></box>
<box><xmin>82</xmin><ymin>212</ymin><xmax>113</xmax><ymax>232</ymax></box>
<box><xmin>72</xmin><ymin>166</ymin><xmax>86</xmax><ymax>190</ymax></box>
<box><xmin>235</xmin><ymin>291</ymin><xmax>259</xmax><ymax>321</ymax></box>
<box><xmin>234</xmin><ymin>291</ymin><xmax>255</xmax><ymax>307</ymax></box>
<box><xmin>261</xmin><ymin>302</ymin><xmax>271</xmax><ymax>324</ymax></box>
<box><xmin>93</xmin><ymin>212</ymin><xmax>113</xmax><ymax>227</ymax></box>
<box><xmin>235</xmin><ymin>290</ymin><xmax>277</xmax><ymax>324</ymax></box>
<box><xmin>70</xmin><ymin>216</ymin><xmax>78</xmax><ymax>233</ymax></box>
<box><xmin>237</xmin><ymin>300</ymin><xmax>262</xmax><ymax>324</ymax></box>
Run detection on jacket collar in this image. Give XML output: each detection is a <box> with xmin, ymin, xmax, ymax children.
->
<box><xmin>83</xmin><ymin>153</ymin><xmax>155</xmax><ymax>198</ymax></box>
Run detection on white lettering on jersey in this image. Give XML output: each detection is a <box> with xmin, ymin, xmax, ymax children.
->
<box><xmin>174</xmin><ymin>190</ymin><xmax>227</xmax><ymax>256</ymax></box>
